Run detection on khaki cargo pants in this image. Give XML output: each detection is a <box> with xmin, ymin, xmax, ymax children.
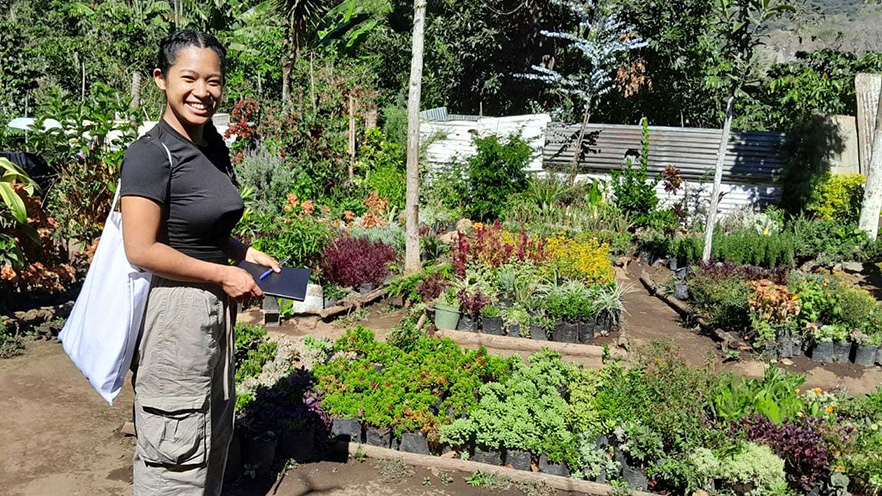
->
<box><xmin>131</xmin><ymin>276</ymin><xmax>235</xmax><ymax>496</ymax></box>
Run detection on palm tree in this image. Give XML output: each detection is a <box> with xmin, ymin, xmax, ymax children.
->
<box><xmin>276</xmin><ymin>0</ymin><xmax>331</xmax><ymax>101</ymax></box>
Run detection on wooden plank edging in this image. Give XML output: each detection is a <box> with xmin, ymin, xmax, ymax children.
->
<box><xmin>434</xmin><ymin>328</ymin><xmax>626</xmax><ymax>359</ymax></box>
<box><xmin>345</xmin><ymin>442</ymin><xmax>654</xmax><ymax>496</ymax></box>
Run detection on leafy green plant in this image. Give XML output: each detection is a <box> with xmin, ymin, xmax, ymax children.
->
<box><xmin>688</xmin><ymin>442</ymin><xmax>789</xmax><ymax>496</ymax></box>
<box><xmin>806</xmin><ymin>172</ymin><xmax>865</xmax><ymax>223</ymax></box>
<box><xmin>710</xmin><ymin>367</ymin><xmax>804</xmax><ymax>424</ymax></box>
<box><xmin>610</xmin><ymin>118</ymin><xmax>660</xmax><ymax>226</ymax></box>
<box><xmin>465</xmin><ymin>133</ymin><xmax>532</xmax><ymax>221</ymax></box>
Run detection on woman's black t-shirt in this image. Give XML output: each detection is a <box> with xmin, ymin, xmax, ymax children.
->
<box><xmin>119</xmin><ymin>119</ymin><xmax>244</xmax><ymax>264</ymax></box>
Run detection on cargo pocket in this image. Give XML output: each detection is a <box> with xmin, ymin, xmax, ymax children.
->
<box><xmin>135</xmin><ymin>396</ymin><xmax>208</xmax><ymax>466</ymax></box>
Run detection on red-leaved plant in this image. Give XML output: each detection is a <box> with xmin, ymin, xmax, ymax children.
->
<box><xmin>450</xmin><ymin>221</ymin><xmax>545</xmax><ymax>277</ymax></box>
<box><xmin>320</xmin><ymin>237</ymin><xmax>397</xmax><ymax>287</ymax></box>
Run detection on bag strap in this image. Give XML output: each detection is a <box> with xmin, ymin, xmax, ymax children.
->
<box><xmin>111</xmin><ymin>142</ymin><xmax>173</xmax><ymax>213</ymax></box>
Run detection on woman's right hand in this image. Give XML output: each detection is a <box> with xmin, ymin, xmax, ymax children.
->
<box><xmin>219</xmin><ymin>266</ymin><xmax>264</xmax><ymax>300</ymax></box>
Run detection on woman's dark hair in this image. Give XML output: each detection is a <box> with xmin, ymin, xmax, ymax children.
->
<box><xmin>157</xmin><ymin>30</ymin><xmax>227</xmax><ymax>78</ymax></box>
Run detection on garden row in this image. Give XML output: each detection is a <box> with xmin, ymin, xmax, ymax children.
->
<box><xmin>667</xmin><ymin>261</ymin><xmax>882</xmax><ymax>368</ymax></box>
<box><xmin>231</xmin><ymin>323</ymin><xmax>882</xmax><ymax>495</ymax></box>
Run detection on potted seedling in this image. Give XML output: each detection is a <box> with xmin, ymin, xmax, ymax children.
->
<box><xmin>502</xmin><ymin>305</ymin><xmax>530</xmax><ymax>338</ymax></box>
<box><xmin>457</xmin><ymin>290</ymin><xmax>489</xmax><ymax>332</ymax></box>
<box><xmin>529</xmin><ymin>313</ymin><xmax>553</xmax><ymax>341</ymax></box>
<box><xmin>830</xmin><ymin>324</ymin><xmax>851</xmax><ymax>363</ymax></box>
<box><xmin>851</xmin><ymin>330</ymin><xmax>878</xmax><ymax>368</ymax></box>
<box><xmin>809</xmin><ymin>325</ymin><xmax>836</xmax><ymax>364</ymax></box>
<box><xmin>480</xmin><ymin>304</ymin><xmax>504</xmax><ymax>335</ymax></box>
<box><xmin>432</xmin><ymin>288</ymin><xmax>461</xmax><ymax>330</ymax></box>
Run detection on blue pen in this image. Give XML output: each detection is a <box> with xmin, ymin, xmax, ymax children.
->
<box><xmin>258</xmin><ymin>257</ymin><xmax>289</xmax><ymax>280</ymax></box>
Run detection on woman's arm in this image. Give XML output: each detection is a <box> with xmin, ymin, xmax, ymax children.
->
<box><xmin>121</xmin><ymin>196</ymin><xmax>264</xmax><ymax>300</ymax></box>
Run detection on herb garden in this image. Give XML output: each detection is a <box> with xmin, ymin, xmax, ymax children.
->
<box><xmin>3</xmin><ymin>0</ymin><xmax>882</xmax><ymax>494</ymax></box>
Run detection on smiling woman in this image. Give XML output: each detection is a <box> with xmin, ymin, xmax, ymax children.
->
<box><xmin>117</xmin><ymin>30</ymin><xmax>280</xmax><ymax>496</ymax></box>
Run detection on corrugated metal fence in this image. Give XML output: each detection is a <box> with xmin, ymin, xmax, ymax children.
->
<box><xmin>544</xmin><ymin>122</ymin><xmax>786</xmax><ymax>183</ymax></box>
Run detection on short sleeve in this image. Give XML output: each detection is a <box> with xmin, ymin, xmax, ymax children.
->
<box><xmin>120</xmin><ymin>138</ymin><xmax>170</xmax><ymax>205</ymax></box>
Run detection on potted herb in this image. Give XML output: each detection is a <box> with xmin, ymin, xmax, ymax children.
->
<box><xmin>529</xmin><ymin>313</ymin><xmax>552</xmax><ymax>341</ymax></box>
<box><xmin>457</xmin><ymin>290</ymin><xmax>489</xmax><ymax>332</ymax></box>
<box><xmin>830</xmin><ymin>324</ymin><xmax>851</xmax><ymax>363</ymax></box>
<box><xmin>432</xmin><ymin>288</ymin><xmax>461</xmax><ymax>330</ymax></box>
<box><xmin>851</xmin><ymin>330</ymin><xmax>877</xmax><ymax>368</ymax></box>
<box><xmin>502</xmin><ymin>305</ymin><xmax>530</xmax><ymax>338</ymax></box>
<box><xmin>322</xmin><ymin>284</ymin><xmax>348</xmax><ymax>309</ymax></box>
<box><xmin>809</xmin><ymin>325</ymin><xmax>836</xmax><ymax>364</ymax></box>
<box><xmin>494</xmin><ymin>266</ymin><xmax>518</xmax><ymax>308</ymax></box>
<box><xmin>480</xmin><ymin>304</ymin><xmax>504</xmax><ymax>335</ymax></box>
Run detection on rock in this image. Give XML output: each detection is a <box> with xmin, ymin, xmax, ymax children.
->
<box><xmin>780</xmin><ymin>358</ymin><xmax>794</xmax><ymax>366</ymax></box>
<box><xmin>438</xmin><ymin>231</ymin><xmax>458</xmax><ymax>245</ymax></box>
<box><xmin>455</xmin><ymin>219</ymin><xmax>473</xmax><ymax>232</ymax></box>
<box><xmin>841</xmin><ymin>261</ymin><xmax>864</xmax><ymax>273</ymax></box>
<box><xmin>674</xmin><ymin>283</ymin><xmax>689</xmax><ymax>301</ymax></box>
<box><xmin>120</xmin><ymin>421</ymin><xmax>136</xmax><ymax>437</ymax></box>
<box><xmin>693</xmin><ymin>491</ymin><xmax>710</xmax><ymax>496</ymax></box>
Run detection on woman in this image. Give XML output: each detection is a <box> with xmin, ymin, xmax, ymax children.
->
<box><xmin>120</xmin><ymin>30</ymin><xmax>277</xmax><ymax>495</ymax></box>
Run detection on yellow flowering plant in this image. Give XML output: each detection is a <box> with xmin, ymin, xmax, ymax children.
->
<box><xmin>543</xmin><ymin>234</ymin><xmax>614</xmax><ymax>286</ymax></box>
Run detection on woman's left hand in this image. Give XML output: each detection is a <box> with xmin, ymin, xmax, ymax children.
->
<box><xmin>245</xmin><ymin>247</ymin><xmax>280</xmax><ymax>274</ymax></box>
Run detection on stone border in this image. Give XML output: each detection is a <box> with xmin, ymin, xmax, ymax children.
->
<box><xmin>344</xmin><ymin>442</ymin><xmax>654</xmax><ymax>496</ymax></box>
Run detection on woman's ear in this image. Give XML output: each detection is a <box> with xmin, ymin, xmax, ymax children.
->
<box><xmin>153</xmin><ymin>68</ymin><xmax>167</xmax><ymax>91</ymax></box>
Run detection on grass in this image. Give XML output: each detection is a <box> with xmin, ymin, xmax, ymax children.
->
<box><xmin>373</xmin><ymin>458</ymin><xmax>414</xmax><ymax>483</ymax></box>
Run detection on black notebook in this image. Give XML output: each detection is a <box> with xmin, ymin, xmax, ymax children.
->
<box><xmin>238</xmin><ymin>261</ymin><xmax>311</xmax><ymax>301</ymax></box>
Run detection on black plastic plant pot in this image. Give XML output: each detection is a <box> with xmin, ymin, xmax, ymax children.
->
<box><xmin>674</xmin><ymin>283</ymin><xmax>690</xmax><ymax>301</ymax></box>
<box><xmin>331</xmin><ymin>417</ymin><xmax>362</xmax><ymax>443</ymax></box>
<box><xmin>675</xmin><ymin>267</ymin><xmax>689</xmax><ymax>280</ymax></box>
<box><xmin>482</xmin><ymin>316</ymin><xmax>505</xmax><ymax>336</ymax></box>
<box><xmin>472</xmin><ymin>445</ymin><xmax>503</xmax><ymax>466</ymax></box>
<box><xmin>811</xmin><ymin>342</ymin><xmax>834</xmax><ymax>364</ymax></box>
<box><xmin>357</xmin><ymin>283</ymin><xmax>376</xmax><ymax>295</ymax></box>
<box><xmin>530</xmin><ymin>324</ymin><xmax>548</xmax><ymax>341</ymax></box>
<box><xmin>668</xmin><ymin>257</ymin><xmax>678</xmax><ymax>271</ymax></box>
<box><xmin>594</xmin><ymin>311</ymin><xmax>615</xmax><ymax>336</ymax></box>
<box><xmin>622</xmin><ymin>467</ymin><xmax>649</xmax><ymax>491</ymax></box>
<box><xmin>507</xmin><ymin>323</ymin><xmax>521</xmax><ymax>338</ymax></box>
<box><xmin>833</xmin><ymin>340</ymin><xmax>852</xmax><ymax>363</ymax></box>
<box><xmin>777</xmin><ymin>331</ymin><xmax>793</xmax><ymax>359</ymax></box>
<box><xmin>578</xmin><ymin>321</ymin><xmax>595</xmax><ymax>344</ymax></box>
<box><xmin>499</xmin><ymin>297</ymin><xmax>513</xmax><ymax>308</ymax></box>
<box><xmin>792</xmin><ymin>335</ymin><xmax>805</xmax><ymax>358</ymax></box>
<box><xmin>457</xmin><ymin>315</ymin><xmax>478</xmax><ymax>332</ymax></box>
<box><xmin>365</xmin><ymin>425</ymin><xmax>392</xmax><ymax>448</ymax></box>
<box><xmin>241</xmin><ymin>434</ymin><xmax>278</xmax><ymax>477</ymax></box>
<box><xmin>877</xmin><ymin>346</ymin><xmax>882</xmax><ymax>366</ymax></box>
<box><xmin>323</xmin><ymin>297</ymin><xmax>338</xmax><ymax>309</ymax></box>
<box><xmin>538</xmin><ymin>454</ymin><xmax>569</xmax><ymax>477</ymax></box>
<box><xmin>853</xmin><ymin>345</ymin><xmax>877</xmax><ymax>368</ymax></box>
<box><xmin>553</xmin><ymin>321</ymin><xmax>579</xmax><ymax>342</ymax></box>
<box><xmin>507</xmin><ymin>449</ymin><xmax>531</xmax><ymax>471</ymax></box>
<box><xmin>398</xmin><ymin>432</ymin><xmax>430</xmax><ymax>455</ymax></box>
<box><xmin>280</xmin><ymin>424</ymin><xmax>316</xmax><ymax>462</ymax></box>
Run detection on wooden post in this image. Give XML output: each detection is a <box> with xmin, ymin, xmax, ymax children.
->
<box><xmin>569</xmin><ymin>108</ymin><xmax>591</xmax><ymax>184</ymax></box>
<box><xmin>404</xmin><ymin>0</ymin><xmax>427</xmax><ymax>274</ymax></box>
<box><xmin>702</xmin><ymin>95</ymin><xmax>735</xmax><ymax>262</ymax></box>
<box><xmin>349</xmin><ymin>95</ymin><xmax>356</xmax><ymax>181</ymax></box>
<box><xmin>859</xmin><ymin>93</ymin><xmax>882</xmax><ymax>239</ymax></box>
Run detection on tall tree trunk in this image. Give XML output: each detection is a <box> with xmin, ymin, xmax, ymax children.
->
<box><xmin>702</xmin><ymin>95</ymin><xmax>735</xmax><ymax>263</ymax></box>
<box><xmin>130</xmin><ymin>71</ymin><xmax>141</xmax><ymax>109</ymax></box>
<box><xmin>349</xmin><ymin>95</ymin><xmax>356</xmax><ymax>181</ymax></box>
<box><xmin>859</xmin><ymin>93</ymin><xmax>882</xmax><ymax>239</ymax></box>
<box><xmin>404</xmin><ymin>0</ymin><xmax>427</xmax><ymax>274</ymax></box>
<box><xmin>310</xmin><ymin>52</ymin><xmax>316</xmax><ymax>115</ymax></box>
<box><xmin>569</xmin><ymin>108</ymin><xmax>591</xmax><ymax>184</ymax></box>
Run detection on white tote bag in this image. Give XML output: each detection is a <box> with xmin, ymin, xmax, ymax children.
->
<box><xmin>59</xmin><ymin>143</ymin><xmax>172</xmax><ymax>405</ymax></box>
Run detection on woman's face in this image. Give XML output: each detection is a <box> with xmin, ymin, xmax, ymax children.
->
<box><xmin>155</xmin><ymin>46</ymin><xmax>223</xmax><ymax>128</ymax></box>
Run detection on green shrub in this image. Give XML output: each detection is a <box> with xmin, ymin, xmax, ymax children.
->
<box><xmin>712</xmin><ymin>230</ymin><xmax>795</xmax><ymax>268</ymax></box>
<box><xmin>0</xmin><ymin>320</ymin><xmax>24</xmax><ymax>359</ymax></box>
<box><xmin>234</xmin><ymin>323</ymin><xmax>278</xmax><ymax>385</ymax></box>
<box><xmin>806</xmin><ymin>172</ymin><xmax>865</xmax><ymax>223</ymax></box>
<box><xmin>466</xmin><ymin>133</ymin><xmax>532</xmax><ymax>220</ymax></box>
<box><xmin>610</xmin><ymin>118</ymin><xmax>660</xmax><ymax>226</ymax></box>
<box><xmin>688</xmin><ymin>442</ymin><xmax>789</xmax><ymax>496</ymax></box>
<box><xmin>236</xmin><ymin>150</ymin><xmax>299</xmax><ymax>217</ymax></box>
<box><xmin>361</xmin><ymin>128</ymin><xmax>406</xmax><ymax>210</ymax></box>
<box><xmin>366</xmin><ymin>163</ymin><xmax>406</xmax><ymax>211</ymax></box>
<box><xmin>238</xmin><ymin>212</ymin><xmax>334</xmax><ymax>269</ymax></box>
<box><xmin>791</xmin><ymin>216</ymin><xmax>867</xmax><ymax>263</ymax></box>
<box><xmin>689</xmin><ymin>273</ymin><xmax>752</xmax><ymax>332</ymax></box>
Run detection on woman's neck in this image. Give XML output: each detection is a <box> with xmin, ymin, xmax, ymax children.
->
<box><xmin>162</xmin><ymin>106</ymin><xmax>206</xmax><ymax>146</ymax></box>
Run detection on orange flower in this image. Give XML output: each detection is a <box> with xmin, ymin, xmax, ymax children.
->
<box><xmin>474</xmin><ymin>222</ymin><xmax>485</xmax><ymax>231</ymax></box>
<box><xmin>343</xmin><ymin>210</ymin><xmax>355</xmax><ymax>222</ymax></box>
<box><xmin>301</xmin><ymin>200</ymin><xmax>315</xmax><ymax>215</ymax></box>
<box><xmin>826</xmin><ymin>405</ymin><xmax>835</xmax><ymax>414</ymax></box>
<box><xmin>286</xmin><ymin>193</ymin><xmax>299</xmax><ymax>208</ymax></box>
<box><xmin>795</xmin><ymin>388</ymin><xmax>801</xmax><ymax>395</ymax></box>
<box><xmin>321</xmin><ymin>205</ymin><xmax>331</xmax><ymax>214</ymax></box>
<box><xmin>0</xmin><ymin>265</ymin><xmax>17</xmax><ymax>281</ymax></box>
<box><xmin>813</xmin><ymin>387</ymin><xmax>822</xmax><ymax>394</ymax></box>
